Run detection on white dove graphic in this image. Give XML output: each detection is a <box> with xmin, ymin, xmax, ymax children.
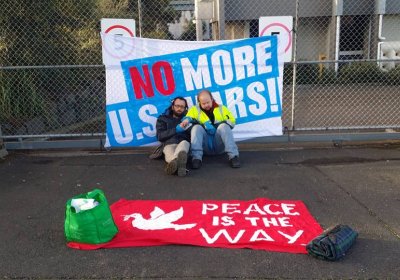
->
<box><xmin>122</xmin><ymin>206</ymin><xmax>197</xmax><ymax>230</ymax></box>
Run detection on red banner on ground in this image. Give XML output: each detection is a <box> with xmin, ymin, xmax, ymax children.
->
<box><xmin>67</xmin><ymin>198</ymin><xmax>323</xmax><ymax>253</ymax></box>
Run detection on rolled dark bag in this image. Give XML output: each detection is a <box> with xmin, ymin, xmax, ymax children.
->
<box><xmin>306</xmin><ymin>224</ymin><xmax>358</xmax><ymax>261</ymax></box>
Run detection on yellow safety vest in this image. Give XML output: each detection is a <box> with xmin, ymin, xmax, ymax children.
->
<box><xmin>186</xmin><ymin>104</ymin><xmax>236</xmax><ymax>127</ymax></box>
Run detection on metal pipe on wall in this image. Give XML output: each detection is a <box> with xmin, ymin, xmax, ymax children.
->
<box><xmin>290</xmin><ymin>0</ymin><xmax>300</xmax><ymax>130</ymax></box>
<box><xmin>218</xmin><ymin>0</ymin><xmax>225</xmax><ymax>40</ymax></box>
<box><xmin>138</xmin><ymin>0</ymin><xmax>142</xmax><ymax>37</ymax></box>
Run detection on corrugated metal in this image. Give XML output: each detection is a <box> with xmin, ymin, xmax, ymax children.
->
<box><xmin>298</xmin><ymin>0</ymin><xmax>332</xmax><ymax>17</ymax></box>
<box><xmin>225</xmin><ymin>0</ymin><xmax>332</xmax><ymax>21</ymax></box>
<box><xmin>224</xmin><ymin>0</ymin><xmax>398</xmax><ymax>20</ymax></box>
<box><xmin>225</xmin><ymin>0</ymin><xmax>296</xmax><ymax>21</ymax></box>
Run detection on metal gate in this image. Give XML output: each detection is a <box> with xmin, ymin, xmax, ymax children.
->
<box><xmin>1</xmin><ymin>0</ymin><xmax>400</xmax><ymax>148</ymax></box>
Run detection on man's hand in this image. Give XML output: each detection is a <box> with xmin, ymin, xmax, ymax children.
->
<box><xmin>180</xmin><ymin>119</ymin><xmax>190</xmax><ymax>128</ymax></box>
<box><xmin>176</xmin><ymin>124</ymin><xmax>185</xmax><ymax>133</ymax></box>
<box><xmin>204</xmin><ymin>121</ymin><xmax>216</xmax><ymax>135</ymax></box>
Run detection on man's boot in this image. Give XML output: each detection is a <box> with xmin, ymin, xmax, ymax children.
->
<box><xmin>191</xmin><ymin>159</ymin><xmax>202</xmax><ymax>169</ymax></box>
<box><xmin>165</xmin><ymin>159</ymin><xmax>178</xmax><ymax>175</ymax></box>
<box><xmin>230</xmin><ymin>156</ymin><xmax>241</xmax><ymax>168</ymax></box>
<box><xmin>177</xmin><ymin>151</ymin><xmax>188</xmax><ymax>177</ymax></box>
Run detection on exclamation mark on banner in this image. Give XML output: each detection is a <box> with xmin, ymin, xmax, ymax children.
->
<box><xmin>266</xmin><ymin>78</ymin><xmax>279</xmax><ymax>112</ymax></box>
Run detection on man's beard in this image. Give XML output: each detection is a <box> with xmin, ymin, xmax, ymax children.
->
<box><xmin>173</xmin><ymin>111</ymin><xmax>183</xmax><ymax>118</ymax></box>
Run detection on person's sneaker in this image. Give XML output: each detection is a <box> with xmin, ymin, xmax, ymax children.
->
<box><xmin>165</xmin><ymin>159</ymin><xmax>178</xmax><ymax>175</ymax></box>
<box><xmin>177</xmin><ymin>151</ymin><xmax>188</xmax><ymax>177</ymax></box>
<box><xmin>192</xmin><ymin>159</ymin><xmax>202</xmax><ymax>169</ymax></box>
<box><xmin>230</xmin><ymin>156</ymin><xmax>241</xmax><ymax>168</ymax></box>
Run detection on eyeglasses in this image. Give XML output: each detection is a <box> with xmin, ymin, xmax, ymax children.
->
<box><xmin>173</xmin><ymin>104</ymin><xmax>186</xmax><ymax>109</ymax></box>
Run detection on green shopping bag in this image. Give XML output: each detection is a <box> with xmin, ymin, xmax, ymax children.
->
<box><xmin>64</xmin><ymin>189</ymin><xmax>118</xmax><ymax>244</ymax></box>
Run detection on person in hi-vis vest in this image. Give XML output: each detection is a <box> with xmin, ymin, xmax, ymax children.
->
<box><xmin>180</xmin><ymin>90</ymin><xmax>240</xmax><ymax>169</ymax></box>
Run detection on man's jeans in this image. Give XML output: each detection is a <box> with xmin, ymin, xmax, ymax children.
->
<box><xmin>191</xmin><ymin>123</ymin><xmax>239</xmax><ymax>160</ymax></box>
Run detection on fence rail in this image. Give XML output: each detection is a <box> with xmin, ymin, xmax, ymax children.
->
<box><xmin>1</xmin><ymin>0</ymin><xmax>400</xmax><ymax>147</ymax></box>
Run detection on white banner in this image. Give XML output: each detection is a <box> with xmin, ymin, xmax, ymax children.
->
<box><xmin>102</xmin><ymin>34</ymin><xmax>284</xmax><ymax>147</ymax></box>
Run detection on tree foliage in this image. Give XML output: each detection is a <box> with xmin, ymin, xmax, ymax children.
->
<box><xmin>0</xmin><ymin>0</ymin><xmax>178</xmax><ymax>66</ymax></box>
<box><xmin>0</xmin><ymin>0</ymin><xmax>178</xmax><ymax>124</ymax></box>
<box><xmin>178</xmin><ymin>21</ymin><xmax>196</xmax><ymax>41</ymax></box>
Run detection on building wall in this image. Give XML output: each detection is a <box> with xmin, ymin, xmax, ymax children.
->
<box><xmin>221</xmin><ymin>0</ymin><xmax>399</xmax><ymax>62</ymax></box>
<box><xmin>225</xmin><ymin>22</ymin><xmax>239</xmax><ymax>39</ymax></box>
<box><xmin>342</xmin><ymin>0</ymin><xmax>375</xmax><ymax>15</ymax></box>
<box><xmin>224</xmin><ymin>0</ymin><xmax>400</xmax><ymax>21</ymax></box>
<box><xmin>386</xmin><ymin>0</ymin><xmax>400</xmax><ymax>14</ymax></box>
<box><xmin>382</xmin><ymin>15</ymin><xmax>400</xmax><ymax>41</ymax></box>
<box><xmin>225</xmin><ymin>0</ymin><xmax>296</xmax><ymax>21</ymax></box>
<box><xmin>224</xmin><ymin>16</ymin><xmax>330</xmax><ymax>62</ymax></box>
<box><xmin>168</xmin><ymin>11</ymin><xmax>193</xmax><ymax>39</ymax></box>
<box><xmin>225</xmin><ymin>21</ymin><xmax>248</xmax><ymax>39</ymax></box>
<box><xmin>224</xmin><ymin>0</ymin><xmax>336</xmax><ymax>20</ymax></box>
<box><xmin>299</xmin><ymin>0</ymin><xmax>332</xmax><ymax>17</ymax></box>
<box><xmin>296</xmin><ymin>17</ymin><xmax>331</xmax><ymax>61</ymax></box>
<box><xmin>363</xmin><ymin>16</ymin><xmax>373</xmax><ymax>58</ymax></box>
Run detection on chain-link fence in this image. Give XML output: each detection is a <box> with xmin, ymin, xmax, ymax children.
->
<box><xmin>1</xmin><ymin>0</ymin><xmax>400</xmax><ymax>142</ymax></box>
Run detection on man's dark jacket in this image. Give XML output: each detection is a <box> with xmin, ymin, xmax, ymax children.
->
<box><xmin>156</xmin><ymin>109</ymin><xmax>190</xmax><ymax>145</ymax></box>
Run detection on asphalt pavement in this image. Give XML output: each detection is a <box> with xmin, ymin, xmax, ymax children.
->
<box><xmin>1</xmin><ymin>143</ymin><xmax>399</xmax><ymax>279</ymax></box>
